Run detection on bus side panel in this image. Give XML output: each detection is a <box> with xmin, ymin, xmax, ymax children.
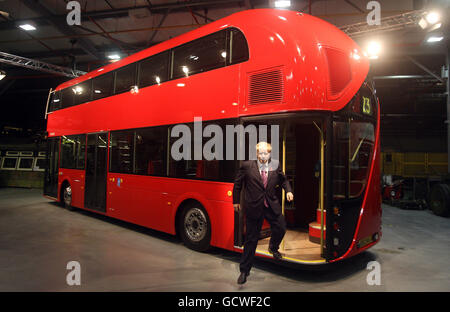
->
<box><xmin>106</xmin><ymin>176</ymin><xmax>235</xmax><ymax>250</ymax></box>
<box><xmin>166</xmin><ymin>180</ymin><xmax>235</xmax><ymax>250</ymax></box>
<box><xmin>107</xmin><ymin>174</ymin><xmax>165</xmax><ymax>232</ymax></box>
<box><xmin>59</xmin><ymin>169</ymin><xmax>85</xmax><ymax>209</ymax></box>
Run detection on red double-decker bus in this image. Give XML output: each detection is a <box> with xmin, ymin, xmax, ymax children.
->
<box><xmin>44</xmin><ymin>9</ymin><xmax>381</xmax><ymax>265</ymax></box>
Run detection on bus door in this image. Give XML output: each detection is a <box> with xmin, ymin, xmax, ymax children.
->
<box><xmin>44</xmin><ymin>137</ymin><xmax>60</xmax><ymax>198</ymax></box>
<box><xmin>84</xmin><ymin>133</ymin><xmax>108</xmax><ymax>212</ymax></box>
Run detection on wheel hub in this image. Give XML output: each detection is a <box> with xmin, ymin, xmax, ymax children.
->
<box><xmin>64</xmin><ymin>186</ymin><xmax>72</xmax><ymax>206</ymax></box>
<box><xmin>184</xmin><ymin>208</ymin><xmax>207</xmax><ymax>242</ymax></box>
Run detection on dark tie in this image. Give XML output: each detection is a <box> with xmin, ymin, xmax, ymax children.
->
<box><xmin>261</xmin><ymin>170</ymin><xmax>268</xmax><ymax>207</ymax></box>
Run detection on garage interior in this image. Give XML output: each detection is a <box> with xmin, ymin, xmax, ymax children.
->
<box><xmin>0</xmin><ymin>0</ymin><xmax>449</xmax><ymax>292</ymax></box>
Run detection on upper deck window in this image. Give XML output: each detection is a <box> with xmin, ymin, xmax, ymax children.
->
<box><xmin>92</xmin><ymin>72</ymin><xmax>114</xmax><ymax>100</ymax></box>
<box><xmin>49</xmin><ymin>27</ymin><xmax>249</xmax><ymax>112</ymax></box>
<box><xmin>229</xmin><ymin>28</ymin><xmax>249</xmax><ymax>65</ymax></box>
<box><xmin>172</xmin><ymin>30</ymin><xmax>227</xmax><ymax>79</ymax></box>
<box><xmin>50</xmin><ymin>91</ymin><xmax>61</xmax><ymax>111</ymax></box>
<box><xmin>139</xmin><ymin>51</ymin><xmax>169</xmax><ymax>88</ymax></box>
<box><xmin>73</xmin><ymin>80</ymin><xmax>92</xmax><ymax>105</ymax></box>
<box><xmin>115</xmin><ymin>63</ymin><xmax>137</xmax><ymax>94</ymax></box>
<box><xmin>61</xmin><ymin>87</ymin><xmax>74</xmax><ymax>108</ymax></box>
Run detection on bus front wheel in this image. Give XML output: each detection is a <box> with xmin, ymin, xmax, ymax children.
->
<box><xmin>179</xmin><ymin>202</ymin><xmax>211</xmax><ymax>252</ymax></box>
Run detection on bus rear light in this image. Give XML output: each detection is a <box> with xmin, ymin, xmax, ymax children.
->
<box><xmin>333</xmin><ymin>206</ymin><xmax>340</xmax><ymax>216</ymax></box>
<box><xmin>333</xmin><ymin>237</ymin><xmax>339</xmax><ymax>246</ymax></box>
<box><xmin>333</xmin><ymin>222</ymin><xmax>339</xmax><ymax>231</ymax></box>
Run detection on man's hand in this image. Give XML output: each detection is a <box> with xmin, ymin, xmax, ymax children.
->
<box><xmin>286</xmin><ymin>192</ymin><xmax>294</xmax><ymax>202</ymax></box>
<box><xmin>233</xmin><ymin>204</ymin><xmax>240</xmax><ymax>212</ymax></box>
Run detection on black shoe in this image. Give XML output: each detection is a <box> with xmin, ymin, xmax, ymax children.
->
<box><xmin>268</xmin><ymin>248</ymin><xmax>283</xmax><ymax>260</ymax></box>
<box><xmin>237</xmin><ymin>272</ymin><xmax>249</xmax><ymax>285</ymax></box>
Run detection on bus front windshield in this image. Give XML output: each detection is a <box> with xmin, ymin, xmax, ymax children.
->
<box><xmin>332</xmin><ymin>86</ymin><xmax>377</xmax><ymax>200</ymax></box>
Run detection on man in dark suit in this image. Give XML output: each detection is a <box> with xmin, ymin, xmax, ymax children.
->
<box><xmin>233</xmin><ymin>142</ymin><xmax>293</xmax><ymax>285</ymax></box>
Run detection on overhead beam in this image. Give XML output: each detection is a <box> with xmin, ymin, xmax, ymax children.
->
<box><xmin>0</xmin><ymin>0</ymin><xmax>246</xmax><ymax>31</ymax></box>
<box><xmin>148</xmin><ymin>9</ymin><xmax>171</xmax><ymax>46</ymax></box>
<box><xmin>343</xmin><ymin>0</ymin><xmax>365</xmax><ymax>13</ymax></box>
<box><xmin>406</xmin><ymin>55</ymin><xmax>444</xmax><ymax>83</ymax></box>
<box><xmin>0</xmin><ymin>51</ymin><xmax>86</xmax><ymax>78</ymax></box>
<box><xmin>19</xmin><ymin>0</ymin><xmax>103</xmax><ymax>60</ymax></box>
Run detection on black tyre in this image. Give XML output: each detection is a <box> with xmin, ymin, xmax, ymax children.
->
<box><xmin>62</xmin><ymin>184</ymin><xmax>75</xmax><ymax>211</ymax></box>
<box><xmin>179</xmin><ymin>202</ymin><xmax>211</xmax><ymax>252</ymax></box>
<box><xmin>428</xmin><ymin>183</ymin><xmax>450</xmax><ymax>217</ymax></box>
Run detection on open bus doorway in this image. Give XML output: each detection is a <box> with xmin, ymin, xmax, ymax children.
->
<box><xmin>235</xmin><ymin>116</ymin><xmax>327</xmax><ymax>264</ymax></box>
<box><xmin>256</xmin><ymin>120</ymin><xmax>325</xmax><ymax>263</ymax></box>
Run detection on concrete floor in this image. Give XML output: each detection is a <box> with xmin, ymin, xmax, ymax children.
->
<box><xmin>0</xmin><ymin>187</ymin><xmax>449</xmax><ymax>292</ymax></box>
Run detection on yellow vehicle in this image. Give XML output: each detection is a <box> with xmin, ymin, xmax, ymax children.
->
<box><xmin>381</xmin><ymin>152</ymin><xmax>450</xmax><ymax>217</ymax></box>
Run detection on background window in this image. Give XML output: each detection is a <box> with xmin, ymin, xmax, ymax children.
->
<box><xmin>229</xmin><ymin>28</ymin><xmax>249</xmax><ymax>65</ymax></box>
<box><xmin>135</xmin><ymin>127</ymin><xmax>167</xmax><ymax>176</ymax></box>
<box><xmin>139</xmin><ymin>51</ymin><xmax>169</xmax><ymax>88</ymax></box>
<box><xmin>172</xmin><ymin>30</ymin><xmax>227</xmax><ymax>79</ymax></box>
<box><xmin>115</xmin><ymin>63</ymin><xmax>136</xmax><ymax>94</ymax></box>
<box><xmin>1</xmin><ymin>157</ymin><xmax>18</xmax><ymax>170</ymax></box>
<box><xmin>93</xmin><ymin>72</ymin><xmax>114</xmax><ymax>100</ymax></box>
<box><xmin>110</xmin><ymin>130</ymin><xmax>135</xmax><ymax>174</ymax></box>
<box><xmin>17</xmin><ymin>157</ymin><xmax>34</xmax><ymax>171</ymax></box>
<box><xmin>34</xmin><ymin>158</ymin><xmax>46</xmax><ymax>171</ymax></box>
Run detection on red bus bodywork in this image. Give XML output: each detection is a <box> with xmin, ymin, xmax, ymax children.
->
<box><xmin>45</xmin><ymin>9</ymin><xmax>381</xmax><ymax>264</ymax></box>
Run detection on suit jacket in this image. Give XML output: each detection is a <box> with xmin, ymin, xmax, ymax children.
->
<box><xmin>233</xmin><ymin>160</ymin><xmax>292</xmax><ymax>219</ymax></box>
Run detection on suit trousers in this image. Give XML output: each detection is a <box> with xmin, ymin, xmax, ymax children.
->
<box><xmin>239</xmin><ymin>205</ymin><xmax>287</xmax><ymax>274</ymax></box>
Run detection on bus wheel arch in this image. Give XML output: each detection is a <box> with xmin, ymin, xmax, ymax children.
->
<box><xmin>176</xmin><ymin>199</ymin><xmax>212</xmax><ymax>252</ymax></box>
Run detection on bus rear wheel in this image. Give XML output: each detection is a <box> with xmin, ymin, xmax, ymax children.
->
<box><xmin>429</xmin><ymin>183</ymin><xmax>450</xmax><ymax>217</ymax></box>
<box><xmin>62</xmin><ymin>184</ymin><xmax>75</xmax><ymax>211</ymax></box>
<box><xmin>179</xmin><ymin>202</ymin><xmax>211</xmax><ymax>252</ymax></box>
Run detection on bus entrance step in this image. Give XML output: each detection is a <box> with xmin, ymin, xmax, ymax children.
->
<box><xmin>308</xmin><ymin>222</ymin><xmax>326</xmax><ymax>244</ymax></box>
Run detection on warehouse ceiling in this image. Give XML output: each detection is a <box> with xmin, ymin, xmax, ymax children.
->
<box><xmin>0</xmin><ymin>0</ymin><xmax>447</xmax><ymax>70</ymax></box>
<box><xmin>0</xmin><ymin>0</ymin><xmax>448</xmax><ymax>149</ymax></box>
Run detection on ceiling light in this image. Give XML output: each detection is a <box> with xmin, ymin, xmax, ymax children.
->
<box><xmin>427</xmin><ymin>36</ymin><xmax>444</xmax><ymax>43</ymax></box>
<box><xmin>0</xmin><ymin>70</ymin><xmax>6</xmax><ymax>80</ymax></box>
<box><xmin>425</xmin><ymin>11</ymin><xmax>440</xmax><ymax>25</ymax></box>
<box><xmin>107</xmin><ymin>54</ymin><xmax>121</xmax><ymax>60</ymax></box>
<box><xmin>19</xmin><ymin>24</ymin><xmax>36</xmax><ymax>31</ymax></box>
<box><xmin>274</xmin><ymin>1</ymin><xmax>291</xmax><ymax>8</ymax></box>
<box><xmin>366</xmin><ymin>41</ymin><xmax>382</xmax><ymax>59</ymax></box>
